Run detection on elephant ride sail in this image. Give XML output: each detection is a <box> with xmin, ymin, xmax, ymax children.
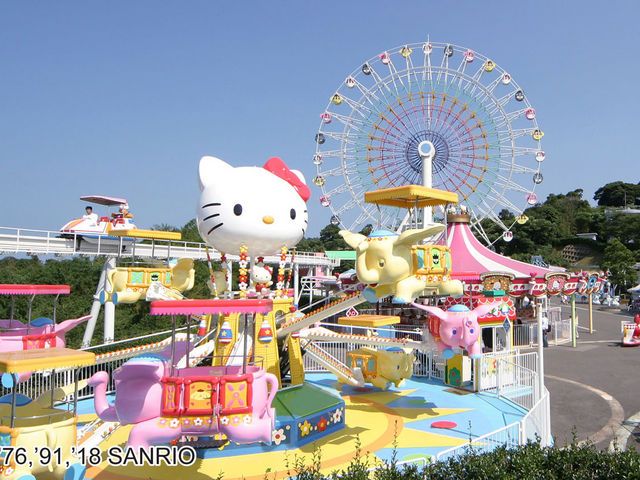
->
<box><xmin>87</xmin><ymin>298</ymin><xmax>279</xmax><ymax>451</ymax></box>
<box><xmin>0</xmin><ymin>347</ymin><xmax>95</xmax><ymax>480</ymax></box>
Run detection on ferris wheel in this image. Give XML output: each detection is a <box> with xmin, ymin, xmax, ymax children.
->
<box><xmin>312</xmin><ymin>40</ymin><xmax>544</xmax><ymax>244</ymax></box>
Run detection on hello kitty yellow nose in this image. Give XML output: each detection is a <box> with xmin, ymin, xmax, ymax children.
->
<box><xmin>262</xmin><ymin>216</ymin><xmax>274</xmax><ymax>224</ymax></box>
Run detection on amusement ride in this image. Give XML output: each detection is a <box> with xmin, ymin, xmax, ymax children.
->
<box><xmin>0</xmin><ymin>39</ymin><xmax>609</xmax><ymax>480</ymax></box>
<box><xmin>313</xmin><ymin>40</ymin><xmax>545</xmax><ymax>244</ymax></box>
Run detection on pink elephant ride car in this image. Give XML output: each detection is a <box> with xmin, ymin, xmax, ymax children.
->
<box><xmin>412</xmin><ymin>302</ymin><xmax>501</xmax><ymax>359</ymax></box>
<box><xmin>89</xmin><ymin>348</ymin><xmax>278</xmax><ymax>450</ymax></box>
<box><xmin>0</xmin><ymin>284</ymin><xmax>91</xmax><ymax>385</ymax></box>
<box><xmin>89</xmin><ymin>297</ymin><xmax>280</xmax><ymax>450</ymax></box>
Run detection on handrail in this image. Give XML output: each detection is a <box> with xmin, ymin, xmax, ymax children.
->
<box><xmin>0</xmin><ymin>226</ymin><xmax>340</xmax><ymax>266</ymax></box>
<box><xmin>436</xmin><ymin>421</ymin><xmax>521</xmax><ymax>460</ymax></box>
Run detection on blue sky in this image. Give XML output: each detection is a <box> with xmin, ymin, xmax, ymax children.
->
<box><xmin>1</xmin><ymin>1</ymin><xmax>638</xmax><ymax>237</ymax></box>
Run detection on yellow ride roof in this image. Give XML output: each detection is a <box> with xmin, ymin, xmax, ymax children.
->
<box><xmin>338</xmin><ymin>314</ymin><xmax>400</xmax><ymax>327</ymax></box>
<box><xmin>364</xmin><ymin>185</ymin><xmax>459</xmax><ymax>208</ymax></box>
<box><xmin>109</xmin><ymin>229</ymin><xmax>182</xmax><ymax>240</ymax></box>
<box><xmin>0</xmin><ymin>348</ymin><xmax>96</xmax><ymax>373</ymax></box>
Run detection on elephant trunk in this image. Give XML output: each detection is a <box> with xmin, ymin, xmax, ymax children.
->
<box><xmin>88</xmin><ymin>371</ymin><xmax>119</xmax><ymax>422</ymax></box>
<box><xmin>356</xmin><ymin>253</ymin><xmax>379</xmax><ymax>284</ymax></box>
<box><xmin>55</xmin><ymin>314</ymin><xmax>92</xmax><ymax>334</ymax></box>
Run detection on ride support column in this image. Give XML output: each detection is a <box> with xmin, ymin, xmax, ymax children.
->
<box><xmin>571</xmin><ymin>294</ymin><xmax>577</xmax><ymax>348</ymax></box>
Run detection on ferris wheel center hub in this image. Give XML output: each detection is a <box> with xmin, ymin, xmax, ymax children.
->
<box><xmin>418</xmin><ymin>141</ymin><xmax>435</xmax><ymax>160</ymax></box>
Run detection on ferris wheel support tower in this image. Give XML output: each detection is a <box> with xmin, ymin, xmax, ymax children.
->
<box><xmin>419</xmin><ymin>140</ymin><xmax>435</xmax><ymax>227</ymax></box>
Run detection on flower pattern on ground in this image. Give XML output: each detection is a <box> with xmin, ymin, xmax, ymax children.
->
<box><xmin>317</xmin><ymin>417</ymin><xmax>328</xmax><ymax>432</ymax></box>
<box><xmin>299</xmin><ymin>420</ymin><xmax>312</xmax><ymax>437</ymax></box>
<box><xmin>272</xmin><ymin>428</ymin><xmax>286</xmax><ymax>445</ymax></box>
<box><xmin>169</xmin><ymin>419</ymin><xmax>180</xmax><ymax>428</ymax></box>
<box><xmin>220</xmin><ymin>416</ymin><xmax>230</xmax><ymax>425</ymax></box>
<box><xmin>193</xmin><ymin>418</ymin><xmax>203</xmax><ymax>427</ymax></box>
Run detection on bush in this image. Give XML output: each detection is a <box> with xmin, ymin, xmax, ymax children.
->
<box><xmin>283</xmin><ymin>439</ymin><xmax>640</xmax><ymax>480</ymax></box>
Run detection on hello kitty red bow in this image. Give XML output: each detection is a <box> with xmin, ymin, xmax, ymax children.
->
<box><xmin>263</xmin><ymin>157</ymin><xmax>311</xmax><ymax>202</ymax></box>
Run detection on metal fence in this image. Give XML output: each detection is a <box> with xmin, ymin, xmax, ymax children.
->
<box><xmin>512</xmin><ymin>318</ymin><xmax>571</xmax><ymax>348</ymax></box>
<box><xmin>520</xmin><ymin>389</ymin><xmax>551</xmax><ymax>445</ymax></box>
<box><xmin>0</xmin><ymin>355</ymin><xmax>131</xmax><ymax>401</ymax></box>
<box><xmin>436</xmin><ymin>363</ymin><xmax>551</xmax><ymax>462</ymax></box>
<box><xmin>302</xmin><ymin>322</ymin><xmax>446</xmax><ymax>380</ymax></box>
<box><xmin>475</xmin><ymin>350</ymin><xmax>536</xmax><ymax>392</ymax></box>
<box><xmin>436</xmin><ymin>421</ymin><xmax>522</xmax><ymax>461</ymax></box>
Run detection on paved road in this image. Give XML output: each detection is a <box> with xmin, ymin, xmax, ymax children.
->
<box><xmin>542</xmin><ymin>300</ymin><xmax>640</xmax><ymax>451</ymax></box>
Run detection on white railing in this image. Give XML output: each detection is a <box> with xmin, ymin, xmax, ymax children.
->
<box><xmin>0</xmin><ymin>226</ymin><xmax>340</xmax><ymax>267</ymax></box>
<box><xmin>495</xmin><ymin>359</ymin><xmax>537</xmax><ymax>411</ymax></box>
<box><xmin>301</xmin><ymin>322</ymin><xmax>445</xmax><ymax>379</ymax></box>
<box><xmin>0</xmin><ymin>354</ymin><xmax>133</xmax><ymax>401</ymax></box>
<box><xmin>520</xmin><ymin>389</ymin><xmax>551</xmax><ymax>445</ymax></box>
<box><xmin>436</xmin><ymin>421</ymin><xmax>521</xmax><ymax>461</ymax></box>
<box><xmin>512</xmin><ymin>318</ymin><xmax>571</xmax><ymax>348</ymax></box>
<box><xmin>438</xmin><ymin>351</ymin><xmax>551</xmax><ymax>461</ymax></box>
<box><xmin>476</xmin><ymin>350</ymin><xmax>536</xmax><ymax>391</ymax></box>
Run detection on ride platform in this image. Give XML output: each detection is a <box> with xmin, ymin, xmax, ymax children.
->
<box><xmin>80</xmin><ymin>374</ymin><xmax>526</xmax><ymax>479</ymax></box>
<box><xmin>364</xmin><ymin>185</ymin><xmax>459</xmax><ymax>208</ymax></box>
<box><xmin>338</xmin><ymin>314</ymin><xmax>400</xmax><ymax>327</ymax></box>
<box><xmin>0</xmin><ymin>347</ymin><xmax>95</xmax><ymax>373</ymax></box>
<box><xmin>109</xmin><ymin>229</ymin><xmax>182</xmax><ymax>241</ymax></box>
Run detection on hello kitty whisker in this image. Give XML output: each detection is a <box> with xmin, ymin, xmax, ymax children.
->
<box><xmin>207</xmin><ymin>222</ymin><xmax>224</xmax><ymax>235</ymax></box>
<box><xmin>203</xmin><ymin>213</ymin><xmax>220</xmax><ymax>221</ymax></box>
<box><xmin>202</xmin><ymin>202</ymin><xmax>221</xmax><ymax>209</ymax></box>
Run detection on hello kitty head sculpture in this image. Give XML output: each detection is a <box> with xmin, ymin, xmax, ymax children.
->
<box><xmin>197</xmin><ymin>156</ymin><xmax>310</xmax><ymax>256</ymax></box>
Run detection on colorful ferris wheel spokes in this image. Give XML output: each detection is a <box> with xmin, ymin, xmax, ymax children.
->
<box><xmin>313</xmin><ymin>40</ymin><xmax>544</xmax><ymax>244</ymax></box>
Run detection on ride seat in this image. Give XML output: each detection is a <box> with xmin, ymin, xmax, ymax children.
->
<box><xmin>30</xmin><ymin>317</ymin><xmax>54</xmax><ymax>327</ymax></box>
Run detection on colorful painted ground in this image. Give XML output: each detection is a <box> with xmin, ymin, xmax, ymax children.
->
<box><xmin>82</xmin><ymin>374</ymin><xmax>525</xmax><ymax>479</ymax></box>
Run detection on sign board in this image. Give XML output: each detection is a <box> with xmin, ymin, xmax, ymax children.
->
<box><xmin>345</xmin><ymin>307</ymin><xmax>359</xmax><ymax>317</ymax></box>
<box><xmin>502</xmin><ymin>318</ymin><xmax>511</xmax><ymax>333</ymax></box>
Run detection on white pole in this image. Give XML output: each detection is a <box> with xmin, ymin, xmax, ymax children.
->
<box><xmin>418</xmin><ymin>141</ymin><xmax>435</xmax><ymax>227</ymax></box>
<box><xmin>103</xmin><ymin>300</ymin><xmax>115</xmax><ymax>344</ymax></box>
<box><xmin>536</xmin><ymin>298</ymin><xmax>545</xmax><ymax>399</ymax></box>
<box><xmin>82</xmin><ymin>256</ymin><xmax>115</xmax><ymax>348</ymax></box>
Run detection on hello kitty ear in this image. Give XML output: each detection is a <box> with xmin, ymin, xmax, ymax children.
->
<box><xmin>290</xmin><ymin>169</ymin><xmax>307</xmax><ymax>186</ymax></box>
<box><xmin>198</xmin><ymin>156</ymin><xmax>232</xmax><ymax>191</ymax></box>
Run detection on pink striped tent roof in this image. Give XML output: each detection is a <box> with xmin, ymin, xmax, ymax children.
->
<box><xmin>442</xmin><ymin>220</ymin><xmax>553</xmax><ymax>279</ymax></box>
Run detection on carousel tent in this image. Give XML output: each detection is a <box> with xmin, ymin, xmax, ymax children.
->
<box><xmin>442</xmin><ymin>214</ymin><xmax>554</xmax><ymax>280</ymax></box>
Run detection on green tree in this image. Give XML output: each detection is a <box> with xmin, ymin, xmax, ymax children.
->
<box><xmin>594</xmin><ymin>181</ymin><xmax>640</xmax><ymax>207</ymax></box>
<box><xmin>318</xmin><ymin>224</ymin><xmax>349</xmax><ymax>251</ymax></box>
<box><xmin>601</xmin><ymin>238</ymin><xmax>637</xmax><ymax>294</ymax></box>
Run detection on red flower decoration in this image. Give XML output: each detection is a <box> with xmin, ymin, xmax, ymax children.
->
<box><xmin>317</xmin><ymin>417</ymin><xmax>328</xmax><ymax>432</ymax></box>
